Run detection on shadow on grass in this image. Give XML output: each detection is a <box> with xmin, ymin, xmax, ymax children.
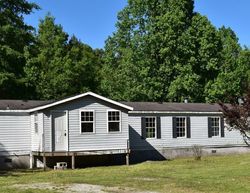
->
<box><xmin>0</xmin><ymin>168</ymin><xmax>44</xmax><ymax>177</ymax></box>
<box><xmin>0</xmin><ymin>170</ymin><xmax>19</xmax><ymax>177</ymax></box>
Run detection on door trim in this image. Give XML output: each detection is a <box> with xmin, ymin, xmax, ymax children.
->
<box><xmin>50</xmin><ymin>110</ymin><xmax>69</xmax><ymax>152</ymax></box>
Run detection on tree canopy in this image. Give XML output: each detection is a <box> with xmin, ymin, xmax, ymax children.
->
<box><xmin>0</xmin><ymin>0</ymin><xmax>39</xmax><ymax>99</ymax></box>
<box><xmin>24</xmin><ymin>15</ymin><xmax>102</xmax><ymax>99</ymax></box>
<box><xmin>101</xmin><ymin>0</ymin><xmax>249</xmax><ymax>102</ymax></box>
<box><xmin>0</xmin><ymin>0</ymin><xmax>249</xmax><ymax>102</ymax></box>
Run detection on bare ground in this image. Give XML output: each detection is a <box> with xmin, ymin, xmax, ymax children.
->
<box><xmin>13</xmin><ymin>182</ymin><xmax>158</xmax><ymax>193</ymax></box>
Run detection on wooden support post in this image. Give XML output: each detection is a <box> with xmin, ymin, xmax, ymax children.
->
<box><xmin>126</xmin><ymin>139</ymin><xmax>130</xmax><ymax>166</ymax></box>
<box><xmin>126</xmin><ymin>153</ymin><xmax>130</xmax><ymax>166</ymax></box>
<box><xmin>72</xmin><ymin>153</ymin><xmax>75</xmax><ymax>169</ymax></box>
<box><xmin>29</xmin><ymin>153</ymin><xmax>34</xmax><ymax>169</ymax></box>
<box><xmin>43</xmin><ymin>156</ymin><xmax>47</xmax><ymax>171</ymax></box>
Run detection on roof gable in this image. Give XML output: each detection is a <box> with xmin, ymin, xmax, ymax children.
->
<box><xmin>28</xmin><ymin>92</ymin><xmax>134</xmax><ymax>112</ymax></box>
<box><xmin>0</xmin><ymin>92</ymin><xmax>133</xmax><ymax>112</ymax></box>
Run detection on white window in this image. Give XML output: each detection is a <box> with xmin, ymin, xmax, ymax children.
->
<box><xmin>108</xmin><ymin>110</ymin><xmax>120</xmax><ymax>132</ymax></box>
<box><xmin>176</xmin><ymin>117</ymin><xmax>186</xmax><ymax>138</ymax></box>
<box><xmin>211</xmin><ymin>117</ymin><xmax>220</xmax><ymax>137</ymax></box>
<box><xmin>34</xmin><ymin>113</ymin><xmax>38</xmax><ymax>133</ymax></box>
<box><xmin>145</xmin><ymin>117</ymin><xmax>156</xmax><ymax>138</ymax></box>
<box><xmin>80</xmin><ymin>111</ymin><xmax>94</xmax><ymax>133</ymax></box>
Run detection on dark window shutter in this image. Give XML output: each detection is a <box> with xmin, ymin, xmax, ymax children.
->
<box><xmin>156</xmin><ymin>117</ymin><xmax>161</xmax><ymax>139</ymax></box>
<box><xmin>208</xmin><ymin>117</ymin><xmax>212</xmax><ymax>138</ymax></box>
<box><xmin>221</xmin><ymin>117</ymin><xmax>225</xmax><ymax>137</ymax></box>
<box><xmin>186</xmin><ymin>117</ymin><xmax>191</xmax><ymax>138</ymax></box>
<box><xmin>141</xmin><ymin>117</ymin><xmax>146</xmax><ymax>139</ymax></box>
<box><xmin>172</xmin><ymin>117</ymin><xmax>177</xmax><ymax>138</ymax></box>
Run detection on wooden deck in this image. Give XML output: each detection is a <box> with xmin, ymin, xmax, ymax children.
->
<box><xmin>31</xmin><ymin>149</ymin><xmax>130</xmax><ymax>169</ymax></box>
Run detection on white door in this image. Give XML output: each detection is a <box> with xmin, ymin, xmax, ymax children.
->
<box><xmin>52</xmin><ymin>111</ymin><xmax>67</xmax><ymax>151</ymax></box>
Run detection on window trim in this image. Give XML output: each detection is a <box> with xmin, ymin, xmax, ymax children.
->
<box><xmin>144</xmin><ymin>116</ymin><xmax>157</xmax><ymax>139</ymax></box>
<box><xmin>210</xmin><ymin>116</ymin><xmax>221</xmax><ymax>138</ymax></box>
<box><xmin>79</xmin><ymin>109</ymin><xmax>95</xmax><ymax>134</ymax></box>
<box><xmin>176</xmin><ymin>116</ymin><xmax>187</xmax><ymax>139</ymax></box>
<box><xmin>34</xmin><ymin>112</ymin><xmax>38</xmax><ymax>134</ymax></box>
<box><xmin>107</xmin><ymin>109</ymin><xmax>122</xmax><ymax>133</ymax></box>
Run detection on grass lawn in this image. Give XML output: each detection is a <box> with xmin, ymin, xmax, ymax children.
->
<box><xmin>1</xmin><ymin>153</ymin><xmax>250</xmax><ymax>193</ymax></box>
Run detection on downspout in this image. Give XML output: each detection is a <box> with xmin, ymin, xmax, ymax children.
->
<box><xmin>42</xmin><ymin>112</ymin><xmax>46</xmax><ymax>170</ymax></box>
<box><xmin>42</xmin><ymin>112</ymin><xmax>45</xmax><ymax>153</ymax></box>
<box><xmin>29</xmin><ymin>113</ymin><xmax>33</xmax><ymax>169</ymax></box>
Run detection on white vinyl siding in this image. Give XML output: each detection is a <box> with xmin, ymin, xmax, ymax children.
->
<box><xmin>43</xmin><ymin>112</ymin><xmax>51</xmax><ymax>151</ymax></box>
<box><xmin>42</xmin><ymin>96</ymin><xmax>129</xmax><ymax>152</ymax></box>
<box><xmin>0</xmin><ymin>113</ymin><xmax>30</xmax><ymax>153</ymax></box>
<box><xmin>31</xmin><ymin>112</ymin><xmax>44</xmax><ymax>152</ymax></box>
<box><xmin>129</xmin><ymin>115</ymin><xmax>244</xmax><ymax>150</ymax></box>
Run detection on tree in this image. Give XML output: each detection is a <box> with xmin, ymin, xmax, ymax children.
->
<box><xmin>219</xmin><ymin>90</ymin><xmax>250</xmax><ymax>146</ymax></box>
<box><xmin>205</xmin><ymin>27</ymin><xmax>248</xmax><ymax>102</ymax></box>
<box><xmin>167</xmin><ymin>13</ymin><xmax>221</xmax><ymax>102</ymax></box>
<box><xmin>238</xmin><ymin>48</ymin><xmax>250</xmax><ymax>92</ymax></box>
<box><xmin>24</xmin><ymin>15</ymin><xmax>69</xmax><ymax>99</ymax></box>
<box><xmin>101</xmin><ymin>0</ymin><xmax>223</xmax><ymax>102</ymax></box>
<box><xmin>0</xmin><ymin>0</ymin><xmax>39</xmax><ymax>99</ymax></box>
<box><xmin>25</xmin><ymin>15</ymin><xmax>102</xmax><ymax>99</ymax></box>
<box><xmin>66</xmin><ymin>35</ymin><xmax>103</xmax><ymax>95</ymax></box>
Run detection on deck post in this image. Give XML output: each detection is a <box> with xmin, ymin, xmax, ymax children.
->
<box><xmin>72</xmin><ymin>153</ymin><xmax>75</xmax><ymax>169</ymax></box>
<box><xmin>43</xmin><ymin>155</ymin><xmax>47</xmax><ymax>171</ymax></box>
<box><xmin>29</xmin><ymin>152</ymin><xmax>34</xmax><ymax>169</ymax></box>
<box><xmin>126</xmin><ymin>153</ymin><xmax>130</xmax><ymax>166</ymax></box>
<box><xmin>126</xmin><ymin>139</ymin><xmax>130</xmax><ymax>166</ymax></box>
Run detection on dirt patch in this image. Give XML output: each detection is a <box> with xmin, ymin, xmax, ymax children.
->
<box><xmin>132</xmin><ymin>177</ymin><xmax>159</xmax><ymax>181</ymax></box>
<box><xmin>13</xmin><ymin>183</ymin><xmax>63</xmax><ymax>192</ymax></box>
<box><xmin>13</xmin><ymin>183</ymin><xmax>158</xmax><ymax>193</ymax></box>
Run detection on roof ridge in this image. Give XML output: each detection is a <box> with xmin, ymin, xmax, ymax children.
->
<box><xmin>122</xmin><ymin>101</ymin><xmax>219</xmax><ymax>104</ymax></box>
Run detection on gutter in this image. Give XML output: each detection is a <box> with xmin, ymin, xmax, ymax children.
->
<box><xmin>0</xmin><ymin>110</ymin><xmax>223</xmax><ymax>114</ymax></box>
<box><xmin>129</xmin><ymin>111</ymin><xmax>223</xmax><ymax>114</ymax></box>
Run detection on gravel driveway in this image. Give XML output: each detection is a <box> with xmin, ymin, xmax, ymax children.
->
<box><xmin>13</xmin><ymin>183</ymin><xmax>158</xmax><ymax>193</ymax></box>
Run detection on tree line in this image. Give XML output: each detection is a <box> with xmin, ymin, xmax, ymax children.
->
<box><xmin>1</xmin><ymin>0</ymin><xmax>249</xmax><ymax>102</ymax></box>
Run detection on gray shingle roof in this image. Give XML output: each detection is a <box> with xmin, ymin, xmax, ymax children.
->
<box><xmin>0</xmin><ymin>97</ymin><xmax>222</xmax><ymax>112</ymax></box>
<box><xmin>121</xmin><ymin>102</ymin><xmax>222</xmax><ymax>112</ymax></box>
<box><xmin>0</xmin><ymin>100</ymin><xmax>54</xmax><ymax>110</ymax></box>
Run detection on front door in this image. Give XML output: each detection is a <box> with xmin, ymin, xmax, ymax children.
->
<box><xmin>52</xmin><ymin>111</ymin><xmax>67</xmax><ymax>151</ymax></box>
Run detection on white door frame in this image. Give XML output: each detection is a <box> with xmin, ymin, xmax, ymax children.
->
<box><xmin>50</xmin><ymin>110</ymin><xmax>69</xmax><ymax>152</ymax></box>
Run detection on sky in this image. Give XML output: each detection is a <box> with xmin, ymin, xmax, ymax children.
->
<box><xmin>24</xmin><ymin>0</ymin><xmax>250</xmax><ymax>49</ymax></box>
